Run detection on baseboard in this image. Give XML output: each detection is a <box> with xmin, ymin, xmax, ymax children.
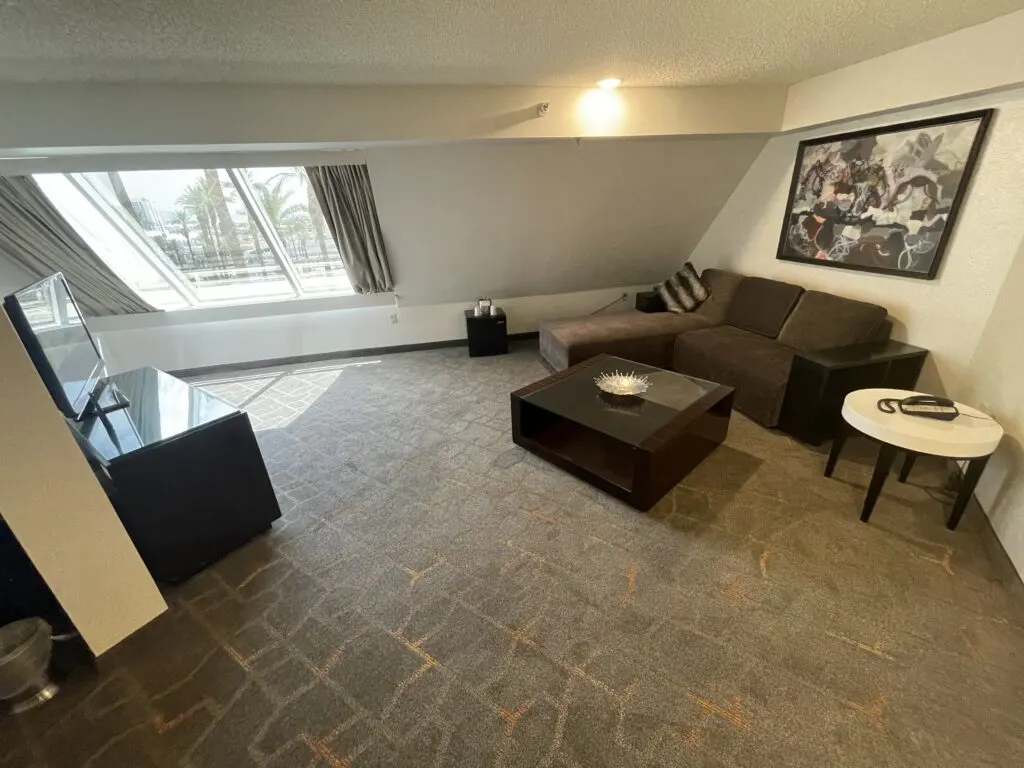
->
<box><xmin>932</xmin><ymin>456</ymin><xmax>1024</xmax><ymax>590</ymax></box>
<box><xmin>171</xmin><ymin>332</ymin><xmax>540</xmax><ymax>378</ymax></box>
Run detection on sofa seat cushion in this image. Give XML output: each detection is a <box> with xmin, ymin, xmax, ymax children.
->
<box><xmin>672</xmin><ymin>326</ymin><xmax>795</xmax><ymax>426</ymax></box>
<box><xmin>724</xmin><ymin>276</ymin><xmax>803</xmax><ymax>338</ymax></box>
<box><xmin>693</xmin><ymin>268</ymin><xmax>745</xmax><ymax>325</ymax></box>
<box><xmin>540</xmin><ymin>310</ymin><xmax>714</xmax><ymax>370</ymax></box>
<box><xmin>778</xmin><ymin>290</ymin><xmax>888</xmax><ymax>352</ymax></box>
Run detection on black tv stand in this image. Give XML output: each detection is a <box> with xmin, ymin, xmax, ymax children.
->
<box><xmin>71</xmin><ymin>367</ymin><xmax>281</xmax><ymax>584</ymax></box>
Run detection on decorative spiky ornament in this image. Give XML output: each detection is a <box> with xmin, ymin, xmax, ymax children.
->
<box><xmin>593</xmin><ymin>370</ymin><xmax>650</xmax><ymax>396</ymax></box>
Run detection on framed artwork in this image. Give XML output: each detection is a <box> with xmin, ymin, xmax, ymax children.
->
<box><xmin>776</xmin><ymin>109</ymin><xmax>993</xmax><ymax>280</ymax></box>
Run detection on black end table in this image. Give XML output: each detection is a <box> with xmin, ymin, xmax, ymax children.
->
<box><xmin>778</xmin><ymin>340</ymin><xmax>928</xmax><ymax>445</ymax></box>
<box><xmin>635</xmin><ymin>290</ymin><xmax>666</xmax><ymax>313</ymax></box>
<box><xmin>465</xmin><ymin>308</ymin><xmax>508</xmax><ymax>357</ymax></box>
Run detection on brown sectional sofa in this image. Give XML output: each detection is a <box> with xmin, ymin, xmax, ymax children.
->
<box><xmin>539</xmin><ymin>269</ymin><xmax>890</xmax><ymax>426</ymax></box>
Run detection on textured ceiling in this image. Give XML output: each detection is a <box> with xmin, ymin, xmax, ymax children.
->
<box><xmin>0</xmin><ymin>0</ymin><xmax>1020</xmax><ymax>86</ymax></box>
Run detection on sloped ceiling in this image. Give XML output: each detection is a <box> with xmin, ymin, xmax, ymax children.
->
<box><xmin>0</xmin><ymin>0</ymin><xmax>1019</xmax><ymax>86</ymax></box>
<box><xmin>368</xmin><ymin>135</ymin><xmax>768</xmax><ymax>302</ymax></box>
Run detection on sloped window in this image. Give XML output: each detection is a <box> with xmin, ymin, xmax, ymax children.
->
<box><xmin>35</xmin><ymin>167</ymin><xmax>353</xmax><ymax>311</ymax></box>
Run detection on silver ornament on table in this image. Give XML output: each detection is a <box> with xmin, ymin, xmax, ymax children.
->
<box><xmin>594</xmin><ymin>370</ymin><xmax>650</xmax><ymax>396</ymax></box>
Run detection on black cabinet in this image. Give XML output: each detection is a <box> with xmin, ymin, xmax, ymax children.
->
<box><xmin>72</xmin><ymin>367</ymin><xmax>282</xmax><ymax>584</ymax></box>
<box><xmin>465</xmin><ymin>309</ymin><xmax>508</xmax><ymax>357</ymax></box>
<box><xmin>778</xmin><ymin>341</ymin><xmax>928</xmax><ymax>445</ymax></box>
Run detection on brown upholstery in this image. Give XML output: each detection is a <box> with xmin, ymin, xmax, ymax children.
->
<box><xmin>537</xmin><ymin>266</ymin><xmax>891</xmax><ymax>427</ymax></box>
<box><xmin>724</xmin><ymin>277</ymin><xmax>803</xmax><ymax>338</ymax></box>
<box><xmin>871</xmin><ymin>317</ymin><xmax>894</xmax><ymax>344</ymax></box>
<box><xmin>539</xmin><ymin>310</ymin><xmax>714</xmax><ymax>370</ymax></box>
<box><xmin>778</xmin><ymin>291</ymin><xmax>889</xmax><ymax>352</ymax></box>
<box><xmin>538</xmin><ymin>268</ymin><xmax>744</xmax><ymax>370</ymax></box>
<box><xmin>672</xmin><ymin>326</ymin><xmax>796</xmax><ymax>426</ymax></box>
<box><xmin>694</xmin><ymin>269</ymin><xmax>744</xmax><ymax>324</ymax></box>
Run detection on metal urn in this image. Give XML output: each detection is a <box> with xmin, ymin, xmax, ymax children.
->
<box><xmin>0</xmin><ymin>618</ymin><xmax>58</xmax><ymax>713</ymax></box>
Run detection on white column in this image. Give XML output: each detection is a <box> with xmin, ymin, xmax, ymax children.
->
<box><xmin>0</xmin><ymin>311</ymin><xmax>165</xmax><ymax>655</ymax></box>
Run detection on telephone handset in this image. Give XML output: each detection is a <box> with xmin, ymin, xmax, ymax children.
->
<box><xmin>877</xmin><ymin>395</ymin><xmax>959</xmax><ymax>421</ymax></box>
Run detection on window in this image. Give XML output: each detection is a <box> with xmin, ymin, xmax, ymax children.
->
<box><xmin>34</xmin><ymin>167</ymin><xmax>352</xmax><ymax>311</ymax></box>
<box><xmin>244</xmin><ymin>168</ymin><xmax>349</xmax><ymax>296</ymax></box>
<box><xmin>15</xmin><ymin>278</ymin><xmax>75</xmax><ymax>332</ymax></box>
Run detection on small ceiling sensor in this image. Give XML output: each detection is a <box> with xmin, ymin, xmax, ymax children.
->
<box><xmin>597</xmin><ymin>78</ymin><xmax>622</xmax><ymax>89</ymax></box>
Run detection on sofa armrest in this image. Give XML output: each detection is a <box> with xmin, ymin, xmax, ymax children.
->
<box><xmin>635</xmin><ymin>290</ymin><xmax>666</xmax><ymax>313</ymax></box>
<box><xmin>870</xmin><ymin>317</ymin><xmax>893</xmax><ymax>343</ymax></box>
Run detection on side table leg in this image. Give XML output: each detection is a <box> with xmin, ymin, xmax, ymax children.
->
<box><xmin>947</xmin><ymin>455</ymin><xmax>991</xmax><ymax>531</ymax></box>
<box><xmin>824</xmin><ymin>423</ymin><xmax>849</xmax><ymax>478</ymax></box>
<box><xmin>898</xmin><ymin>452</ymin><xmax>917</xmax><ymax>483</ymax></box>
<box><xmin>861</xmin><ymin>444</ymin><xmax>897</xmax><ymax>523</ymax></box>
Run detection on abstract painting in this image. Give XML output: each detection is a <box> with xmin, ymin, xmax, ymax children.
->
<box><xmin>776</xmin><ymin>109</ymin><xmax>992</xmax><ymax>279</ymax></box>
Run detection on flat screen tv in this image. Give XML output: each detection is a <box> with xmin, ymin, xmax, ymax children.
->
<box><xmin>3</xmin><ymin>273</ymin><xmax>106</xmax><ymax>421</ymax></box>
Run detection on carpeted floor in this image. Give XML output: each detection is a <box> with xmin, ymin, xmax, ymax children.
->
<box><xmin>3</xmin><ymin>342</ymin><xmax>1024</xmax><ymax>767</ymax></box>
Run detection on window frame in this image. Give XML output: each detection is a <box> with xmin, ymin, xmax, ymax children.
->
<box><xmin>225</xmin><ymin>168</ymin><xmax>305</xmax><ymax>298</ymax></box>
<box><xmin>70</xmin><ymin>172</ymin><xmax>201</xmax><ymax>306</ymax></box>
<box><xmin>37</xmin><ymin>166</ymin><xmax>354</xmax><ymax>312</ymax></box>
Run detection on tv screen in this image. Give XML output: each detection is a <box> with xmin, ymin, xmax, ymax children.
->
<box><xmin>3</xmin><ymin>273</ymin><xmax>105</xmax><ymax>420</ymax></box>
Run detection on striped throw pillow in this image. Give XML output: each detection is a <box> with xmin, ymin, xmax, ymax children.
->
<box><xmin>656</xmin><ymin>263</ymin><xmax>710</xmax><ymax>313</ymax></box>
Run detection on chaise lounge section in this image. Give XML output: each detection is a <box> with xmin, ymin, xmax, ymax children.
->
<box><xmin>539</xmin><ymin>268</ymin><xmax>890</xmax><ymax>427</ymax></box>
<box><xmin>538</xmin><ymin>269</ymin><xmax>743</xmax><ymax>370</ymax></box>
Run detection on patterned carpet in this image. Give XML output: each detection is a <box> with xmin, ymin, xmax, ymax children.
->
<box><xmin>2</xmin><ymin>341</ymin><xmax>1024</xmax><ymax>767</ymax></box>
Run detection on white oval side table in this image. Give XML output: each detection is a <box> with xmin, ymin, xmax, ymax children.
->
<box><xmin>823</xmin><ymin>388</ymin><xmax>1003</xmax><ymax>529</ymax></box>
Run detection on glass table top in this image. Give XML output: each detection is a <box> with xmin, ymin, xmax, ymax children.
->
<box><xmin>522</xmin><ymin>356</ymin><xmax>725</xmax><ymax>446</ymax></box>
<box><xmin>75</xmin><ymin>367</ymin><xmax>239</xmax><ymax>462</ymax></box>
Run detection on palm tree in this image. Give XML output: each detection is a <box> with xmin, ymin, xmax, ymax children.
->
<box><xmin>203</xmin><ymin>170</ymin><xmax>245</xmax><ymax>269</ymax></box>
<box><xmin>282</xmin><ymin>217</ymin><xmax>314</xmax><ymax>261</ymax></box>
<box><xmin>247</xmin><ymin>213</ymin><xmax>266</xmax><ymax>263</ymax></box>
<box><xmin>253</xmin><ymin>177</ymin><xmax>306</xmax><ymax>259</ymax></box>
<box><xmin>168</xmin><ymin>209</ymin><xmax>196</xmax><ymax>263</ymax></box>
<box><xmin>270</xmin><ymin>167</ymin><xmax>329</xmax><ymax>259</ymax></box>
<box><xmin>176</xmin><ymin>182</ymin><xmax>218</xmax><ymax>265</ymax></box>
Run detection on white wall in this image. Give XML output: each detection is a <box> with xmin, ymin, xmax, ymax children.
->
<box><xmin>369</xmin><ymin>136</ymin><xmax>767</xmax><ymax>304</ymax></box>
<box><xmin>691</xmin><ymin>87</ymin><xmax>1024</xmax><ymax>396</ymax></box>
<box><xmin>0</xmin><ymin>312</ymin><xmax>166</xmax><ymax>655</ymax></box>
<box><xmin>62</xmin><ymin>134</ymin><xmax>765</xmax><ymax>371</ymax></box>
<box><xmin>0</xmin><ymin>83</ymin><xmax>786</xmax><ymax>155</ymax></box>
<box><xmin>91</xmin><ymin>285</ymin><xmax>649</xmax><ymax>373</ymax></box>
<box><xmin>963</xmin><ymin>236</ymin><xmax>1024</xmax><ymax>575</ymax></box>
<box><xmin>783</xmin><ymin>10</ymin><xmax>1024</xmax><ymax>130</ymax></box>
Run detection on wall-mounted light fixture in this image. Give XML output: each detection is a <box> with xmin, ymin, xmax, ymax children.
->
<box><xmin>576</xmin><ymin>88</ymin><xmax>624</xmax><ymax>134</ymax></box>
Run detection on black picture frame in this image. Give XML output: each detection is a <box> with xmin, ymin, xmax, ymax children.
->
<box><xmin>775</xmin><ymin>108</ymin><xmax>994</xmax><ymax>280</ymax></box>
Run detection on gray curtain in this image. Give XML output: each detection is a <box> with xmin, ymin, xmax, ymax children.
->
<box><xmin>0</xmin><ymin>176</ymin><xmax>155</xmax><ymax>315</ymax></box>
<box><xmin>305</xmin><ymin>165</ymin><xmax>394</xmax><ymax>293</ymax></box>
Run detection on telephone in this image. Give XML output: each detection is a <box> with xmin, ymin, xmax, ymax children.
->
<box><xmin>876</xmin><ymin>395</ymin><xmax>959</xmax><ymax>421</ymax></box>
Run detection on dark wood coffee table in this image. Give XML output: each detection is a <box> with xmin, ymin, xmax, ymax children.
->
<box><xmin>511</xmin><ymin>354</ymin><xmax>733</xmax><ymax>511</ymax></box>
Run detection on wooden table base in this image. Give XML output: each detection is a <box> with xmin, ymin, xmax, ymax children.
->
<box><xmin>823</xmin><ymin>422</ymin><xmax>991</xmax><ymax>531</ymax></box>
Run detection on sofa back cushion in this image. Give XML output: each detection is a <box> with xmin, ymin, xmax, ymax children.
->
<box><xmin>724</xmin><ymin>277</ymin><xmax>803</xmax><ymax>338</ymax></box>
<box><xmin>778</xmin><ymin>291</ymin><xmax>888</xmax><ymax>352</ymax></box>
<box><xmin>693</xmin><ymin>269</ymin><xmax>744</xmax><ymax>324</ymax></box>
